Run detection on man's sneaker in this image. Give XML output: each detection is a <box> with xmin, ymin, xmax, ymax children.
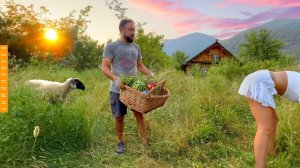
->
<box><xmin>116</xmin><ymin>142</ymin><xmax>125</xmax><ymax>154</ymax></box>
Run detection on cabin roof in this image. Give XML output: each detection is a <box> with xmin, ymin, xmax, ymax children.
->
<box><xmin>183</xmin><ymin>39</ymin><xmax>234</xmax><ymax>65</ymax></box>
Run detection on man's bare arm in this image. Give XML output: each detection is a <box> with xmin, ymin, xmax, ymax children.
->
<box><xmin>137</xmin><ymin>59</ymin><xmax>155</xmax><ymax>76</ymax></box>
<box><xmin>101</xmin><ymin>58</ymin><xmax>118</xmax><ymax>81</ymax></box>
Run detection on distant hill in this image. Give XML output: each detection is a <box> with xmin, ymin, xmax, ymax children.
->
<box><xmin>163</xmin><ymin>19</ymin><xmax>300</xmax><ymax>59</ymax></box>
<box><xmin>163</xmin><ymin>32</ymin><xmax>216</xmax><ymax>58</ymax></box>
<box><xmin>220</xmin><ymin>19</ymin><xmax>300</xmax><ymax>58</ymax></box>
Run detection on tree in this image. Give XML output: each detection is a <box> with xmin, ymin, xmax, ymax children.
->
<box><xmin>172</xmin><ymin>50</ymin><xmax>189</xmax><ymax>70</ymax></box>
<box><xmin>62</xmin><ymin>35</ymin><xmax>104</xmax><ymax>70</ymax></box>
<box><xmin>1</xmin><ymin>1</ymin><xmax>103</xmax><ymax>70</ymax></box>
<box><xmin>59</xmin><ymin>6</ymin><xmax>105</xmax><ymax>70</ymax></box>
<box><xmin>135</xmin><ymin>29</ymin><xmax>172</xmax><ymax>70</ymax></box>
<box><xmin>239</xmin><ymin>28</ymin><xmax>285</xmax><ymax>62</ymax></box>
<box><xmin>105</xmin><ymin>0</ymin><xmax>146</xmax><ymax>29</ymax></box>
<box><xmin>105</xmin><ymin>0</ymin><xmax>127</xmax><ymax>20</ymax></box>
<box><xmin>0</xmin><ymin>1</ymin><xmax>45</xmax><ymax>61</ymax></box>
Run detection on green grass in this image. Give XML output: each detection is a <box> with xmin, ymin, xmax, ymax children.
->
<box><xmin>1</xmin><ymin>62</ymin><xmax>300</xmax><ymax>167</ymax></box>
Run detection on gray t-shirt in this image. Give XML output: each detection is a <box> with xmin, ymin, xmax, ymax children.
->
<box><xmin>103</xmin><ymin>40</ymin><xmax>142</xmax><ymax>93</ymax></box>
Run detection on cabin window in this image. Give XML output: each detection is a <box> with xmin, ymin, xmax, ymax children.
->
<box><xmin>213</xmin><ymin>53</ymin><xmax>219</xmax><ymax>63</ymax></box>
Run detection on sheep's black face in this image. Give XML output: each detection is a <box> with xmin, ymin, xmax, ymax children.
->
<box><xmin>71</xmin><ymin>79</ymin><xmax>85</xmax><ymax>90</ymax></box>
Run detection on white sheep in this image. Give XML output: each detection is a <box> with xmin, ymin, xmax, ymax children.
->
<box><xmin>27</xmin><ymin>78</ymin><xmax>85</xmax><ymax>102</ymax></box>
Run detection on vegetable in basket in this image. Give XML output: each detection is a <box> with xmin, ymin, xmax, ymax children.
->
<box><xmin>147</xmin><ymin>82</ymin><xmax>156</xmax><ymax>90</ymax></box>
<box><xmin>131</xmin><ymin>80</ymin><xmax>147</xmax><ymax>91</ymax></box>
<box><xmin>120</xmin><ymin>76</ymin><xmax>157</xmax><ymax>92</ymax></box>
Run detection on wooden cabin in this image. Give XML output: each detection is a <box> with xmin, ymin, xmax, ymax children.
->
<box><xmin>181</xmin><ymin>40</ymin><xmax>234</xmax><ymax>72</ymax></box>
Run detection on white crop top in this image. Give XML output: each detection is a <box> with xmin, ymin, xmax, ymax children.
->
<box><xmin>283</xmin><ymin>71</ymin><xmax>300</xmax><ymax>103</ymax></box>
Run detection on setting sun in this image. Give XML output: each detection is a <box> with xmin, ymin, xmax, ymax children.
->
<box><xmin>45</xmin><ymin>29</ymin><xmax>57</xmax><ymax>41</ymax></box>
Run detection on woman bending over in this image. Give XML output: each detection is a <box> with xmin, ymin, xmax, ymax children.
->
<box><xmin>238</xmin><ymin>70</ymin><xmax>300</xmax><ymax>168</ymax></box>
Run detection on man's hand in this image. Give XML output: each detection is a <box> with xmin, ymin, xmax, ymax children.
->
<box><xmin>149</xmin><ymin>72</ymin><xmax>155</xmax><ymax>77</ymax></box>
<box><xmin>113</xmin><ymin>77</ymin><xmax>121</xmax><ymax>87</ymax></box>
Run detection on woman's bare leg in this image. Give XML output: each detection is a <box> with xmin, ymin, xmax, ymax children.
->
<box><xmin>246</xmin><ymin>97</ymin><xmax>278</xmax><ymax>168</ymax></box>
<box><xmin>267</xmin><ymin>108</ymin><xmax>278</xmax><ymax>155</ymax></box>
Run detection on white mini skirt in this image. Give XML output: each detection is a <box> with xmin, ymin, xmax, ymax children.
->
<box><xmin>238</xmin><ymin>70</ymin><xmax>277</xmax><ymax>109</ymax></box>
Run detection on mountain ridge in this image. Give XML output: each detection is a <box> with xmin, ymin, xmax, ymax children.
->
<box><xmin>163</xmin><ymin>19</ymin><xmax>300</xmax><ymax>59</ymax></box>
<box><xmin>163</xmin><ymin>32</ymin><xmax>216</xmax><ymax>58</ymax></box>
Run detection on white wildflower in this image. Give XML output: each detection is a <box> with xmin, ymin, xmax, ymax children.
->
<box><xmin>33</xmin><ymin>126</ymin><xmax>40</xmax><ymax>138</ymax></box>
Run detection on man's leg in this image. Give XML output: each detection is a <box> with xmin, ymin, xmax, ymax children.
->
<box><xmin>115</xmin><ymin>116</ymin><xmax>125</xmax><ymax>142</ymax></box>
<box><xmin>110</xmin><ymin>92</ymin><xmax>127</xmax><ymax>154</ymax></box>
<box><xmin>133</xmin><ymin>111</ymin><xmax>147</xmax><ymax>145</ymax></box>
<box><xmin>246</xmin><ymin>97</ymin><xmax>278</xmax><ymax>168</ymax></box>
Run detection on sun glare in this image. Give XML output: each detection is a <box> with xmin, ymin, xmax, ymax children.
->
<box><xmin>45</xmin><ymin>29</ymin><xmax>57</xmax><ymax>41</ymax></box>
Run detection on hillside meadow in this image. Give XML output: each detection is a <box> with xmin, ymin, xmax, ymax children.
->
<box><xmin>1</xmin><ymin>61</ymin><xmax>299</xmax><ymax>168</ymax></box>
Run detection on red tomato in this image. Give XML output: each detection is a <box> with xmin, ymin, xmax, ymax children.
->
<box><xmin>147</xmin><ymin>83</ymin><xmax>156</xmax><ymax>90</ymax></box>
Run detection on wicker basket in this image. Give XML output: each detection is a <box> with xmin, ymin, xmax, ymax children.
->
<box><xmin>119</xmin><ymin>85</ymin><xmax>170</xmax><ymax>113</ymax></box>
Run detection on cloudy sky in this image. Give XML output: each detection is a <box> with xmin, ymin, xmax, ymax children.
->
<box><xmin>1</xmin><ymin>0</ymin><xmax>300</xmax><ymax>43</ymax></box>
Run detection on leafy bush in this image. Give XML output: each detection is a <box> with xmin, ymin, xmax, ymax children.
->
<box><xmin>171</xmin><ymin>50</ymin><xmax>189</xmax><ymax>70</ymax></box>
<box><xmin>62</xmin><ymin>35</ymin><xmax>103</xmax><ymax>70</ymax></box>
<box><xmin>208</xmin><ymin>57</ymin><xmax>295</xmax><ymax>81</ymax></box>
<box><xmin>8</xmin><ymin>53</ymin><xmax>27</xmax><ymax>75</ymax></box>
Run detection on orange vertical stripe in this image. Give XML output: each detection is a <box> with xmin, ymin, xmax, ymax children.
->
<box><xmin>0</xmin><ymin>45</ymin><xmax>8</xmax><ymax>113</ymax></box>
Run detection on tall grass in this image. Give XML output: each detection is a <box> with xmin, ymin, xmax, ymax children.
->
<box><xmin>1</xmin><ymin>61</ymin><xmax>299</xmax><ymax>167</ymax></box>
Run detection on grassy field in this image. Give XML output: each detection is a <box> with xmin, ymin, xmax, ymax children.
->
<box><xmin>1</xmin><ymin>62</ymin><xmax>299</xmax><ymax>167</ymax></box>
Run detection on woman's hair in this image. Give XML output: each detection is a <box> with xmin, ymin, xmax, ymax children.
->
<box><xmin>119</xmin><ymin>19</ymin><xmax>134</xmax><ymax>32</ymax></box>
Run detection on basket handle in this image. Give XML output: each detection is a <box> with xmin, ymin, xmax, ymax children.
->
<box><xmin>149</xmin><ymin>80</ymin><xmax>166</xmax><ymax>95</ymax></box>
<box><xmin>119</xmin><ymin>83</ymin><xmax>126</xmax><ymax>90</ymax></box>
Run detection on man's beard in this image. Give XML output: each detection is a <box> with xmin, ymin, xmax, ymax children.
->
<box><xmin>125</xmin><ymin>35</ymin><xmax>134</xmax><ymax>43</ymax></box>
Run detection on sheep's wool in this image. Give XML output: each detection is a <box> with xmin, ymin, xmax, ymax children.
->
<box><xmin>27</xmin><ymin>78</ymin><xmax>78</xmax><ymax>101</ymax></box>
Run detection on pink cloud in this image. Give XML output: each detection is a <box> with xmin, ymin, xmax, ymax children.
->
<box><xmin>213</xmin><ymin>10</ymin><xmax>276</xmax><ymax>31</ymax></box>
<box><xmin>218</xmin><ymin>7</ymin><xmax>300</xmax><ymax>29</ymax></box>
<box><xmin>128</xmin><ymin>0</ymin><xmax>200</xmax><ymax>18</ymax></box>
<box><xmin>214</xmin><ymin>30</ymin><xmax>241</xmax><ymax>39</ymax></box>
<box><xmin>127</xmin><ymin>0</ymin><xmax>215</xmax><ymax>34</ymax></box>
<box><xmin>128</xmin><ymin>0</ymin><xmax>300</xmax><ymax>39</ymax></box>
<box><xmin>240</xmin><ymin>11</ymin><xmax>253</xmax><ymax>17</ymax></box>
<box><xmin>213</xmin><ymin>7</ymin><xmax>300</xmax><ymax>39</ymax></box>
<box><xmin>218</xmin><ymin>0</ymin><xmax>300</xmax><ymax>7</ymax></box>
<box><xmin>277</xmin><ymin>7</ymin><xmax>300</xmax><ymax>18</ymax></box>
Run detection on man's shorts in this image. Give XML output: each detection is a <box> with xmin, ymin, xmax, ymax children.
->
<box><xmin>110</xmin><ymin>91</ymin><xmax>127</xmax><ymax>117</ymax></box>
